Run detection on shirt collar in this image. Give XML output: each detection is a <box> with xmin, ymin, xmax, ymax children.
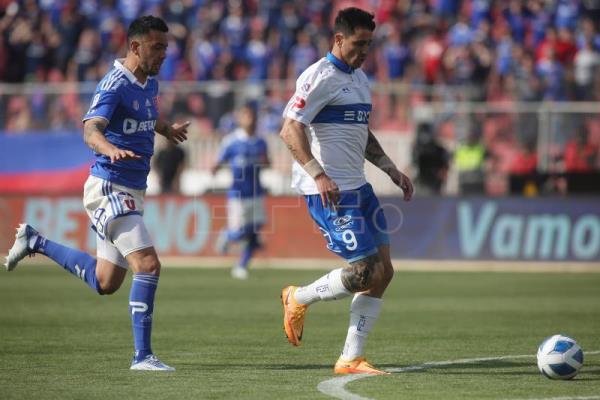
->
<box><xmin>113</xmin><ymin>59</ymin><xmax>152</xmax><ymax>88</ymax></box>
<box><xmin>326</xmin><ymin>52</ymin><xmax>353</xmax><ymax>74</ymax></box>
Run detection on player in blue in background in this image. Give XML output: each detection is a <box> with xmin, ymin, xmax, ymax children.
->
<box><xmin>211</xmin><ymin>104</ymin><xmax>270</xmax><ymax>280</ymax></box>
<box><xmin>5</xmin><ymin>16</ymin><xmax>189</xmax><ymax>371</ymax></box>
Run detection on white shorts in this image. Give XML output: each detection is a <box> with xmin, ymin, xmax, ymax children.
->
<box><xmin>83</xmin><ymin>175</ymin><xmax>154</xmax><ymax>269</ymax></box>
<box><xmin>227</xmin><ymin>196</ymin><xmax>266</xmax><ymax>233</ymax></box>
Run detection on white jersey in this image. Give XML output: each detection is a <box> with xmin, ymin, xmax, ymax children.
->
<box><xmin>283</xmin><ymin>53</ymin><xmax>371</xmax><ymax>194</ymax></box>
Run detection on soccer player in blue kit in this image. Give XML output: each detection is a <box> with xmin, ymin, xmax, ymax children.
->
<box><xmin>5</xmin><ymin>16</ymin><xmax>189</xmax><ymax>371</ymax></box>
<box><xmin>211</xmin><ymin>104</ymin><xmax>270</xmax><ymax>280</ymax></box>
<box><xmin>279</xmin><ymin>8</ymin><xmax>413</xmax><ymax>374</ymax></box>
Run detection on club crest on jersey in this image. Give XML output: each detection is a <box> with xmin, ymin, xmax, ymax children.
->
<box><xmin>133</xmin><ymin>100</ymin><xmax>139</xmax><ymax>110</ymax></box>
<box><xmin>118</xmin><ymin>191</ymin><xmax>137</xmax><ymax>211</ymax></box>
<box><xmin>293</xmin><ymin>96</ymin><xmax>306</xmax><ymax>109</ymax></box>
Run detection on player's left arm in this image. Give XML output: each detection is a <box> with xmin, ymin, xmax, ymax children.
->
<box><xmin>365</xmin><ymin>128</ymin><xmax>413</xmax><ymax>200</ymax></box>
<box><xmin>155</xmin><ymin>119</ymin><xmax>190</xmax><ymax>144</ymax></box>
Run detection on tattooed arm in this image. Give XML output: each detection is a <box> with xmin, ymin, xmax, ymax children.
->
<box><xmin>83</xmin><ymin>117</ymin><xmax>141</xmax><ymax>163</ymax></box>
<box><xmin>279</xmin><ymin>117</ymin><xmax>340</xmax><ymax>208</ymax></box>
<box><xmin>365</xmin><ymin>129</ymin><xmax>414</xmax><ymax>200</ymax></box>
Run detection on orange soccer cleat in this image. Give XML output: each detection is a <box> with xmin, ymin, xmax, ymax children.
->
<box><xmin>334</xmin><ymin>357</ymin><xmax>390</xmax><ymax>375</ymax></box>
<box><xmin>281</xmin><ymin>286</ymin><xmax>308</xmax><ymax>347</ymax></box>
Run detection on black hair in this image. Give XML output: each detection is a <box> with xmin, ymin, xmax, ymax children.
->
<box><xmin>334</xmin><ymin>7</ymin><xmax>376</xmax><ymax>36</ymax></box>
<box><xmin>127</xmin><ymin>15</ymin><xmax>168</xmax><ymax>41</ymax></box>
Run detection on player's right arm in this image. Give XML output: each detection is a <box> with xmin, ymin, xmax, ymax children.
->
<box><xmin>279</xmin><ymin>118</ymin><xmax>340</xmax><ymax>208</ymax></box>
<box><xmin>83</xmin><ymin>117</ymin><xmax>141</xmax><ymax>163</ymax></box>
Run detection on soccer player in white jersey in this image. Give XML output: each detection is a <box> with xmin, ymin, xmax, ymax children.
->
<box><xmin>4</xmin><ymin>16</ymin><xmax>189</xmax><ymax>371</ymax></box>
<box><xmin>279</xmin><ymin>7</ymin><xmax>413</xmax><ymax>375</ymax></box>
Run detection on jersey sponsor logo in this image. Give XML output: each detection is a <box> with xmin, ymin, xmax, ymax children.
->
<box><xmin>342</xmin><ymin>87</ymin><xmax>351</xmax><ymax>93</ymax></box>
<box><xmin>292</xmin><ymin>96</ymin><xmax>306</xmax><ymax>109</ymax></box>
<box><xmin>123</xmin><ymin>118</ymin><xmax>157</xmax><ymax>134</ymax></box>
<box><xmin>301</xmin><ymin>83</ymin><xmax>311</xmax><ymax>93</ymax></box>
<box><xmin>312</xmin><ymin>103</ymin><xmax>372</xmax><ymax>124</ymax></box>
<box><xmin>343</xmin><ymin>110</ymin><xmax>370</xmax><ymax>122</ymax></box>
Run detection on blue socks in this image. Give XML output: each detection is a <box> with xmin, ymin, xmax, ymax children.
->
<box><xmin>239</xmin><ymin>233</ymin><xmax>260</xmax><ymax>269</ymax></box>
<box><xmin>35</xmin><ymin>237</ymin><xmax>102</xmax><ymax>293</ymax></box>
<box><xmin>33</xmin><ymin>235</ymin><xmax>160</xmax><ymax>363</ymax></box>
<box><xmin>129</xmin><ymin>273</ymin><xmax>159</xmax><ymax>362</ymax></box>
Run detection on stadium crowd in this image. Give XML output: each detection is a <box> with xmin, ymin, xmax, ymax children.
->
<box><xmin>1</xmin><ymin>0</ymin><xmax>599</xmax><ymax>194</ymax></box>
<box><xmin>2</xmin><ymin>1</ymin><xmax>600</xmax><ymax>96</ymax></box>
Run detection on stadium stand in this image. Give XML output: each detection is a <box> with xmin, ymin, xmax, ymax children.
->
<box><xmin>0</xmin><ymin>0</ymin><xmax>599</xmax><ymax>195</ymax></box>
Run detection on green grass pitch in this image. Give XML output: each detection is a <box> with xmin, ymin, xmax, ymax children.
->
<box><xmin>0</xmin><ymin>265</ymin><xmax>599</xmax><ymax>399</ymax></box>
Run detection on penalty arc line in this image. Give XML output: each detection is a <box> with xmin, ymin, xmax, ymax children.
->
<box><xmin>317</xmin><ymin>350</ymin><xmax>600</xmax><ymax>400</ymax></box>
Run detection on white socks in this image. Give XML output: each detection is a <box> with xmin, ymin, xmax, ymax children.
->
<box><xmin>294</xmin><ymin>268</ymin><xmax>352</xmax><ymax>305</ymax></box>
<box><xmin>341</xmin><ymin>294</ymin><xmax>383</xmax><ymax>360</ymax></box>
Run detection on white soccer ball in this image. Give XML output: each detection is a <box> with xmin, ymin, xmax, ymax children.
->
<box><xmin>537</xmin><ymin>334</ymin><xmax>584</xmax><ymax>380</ymax></box>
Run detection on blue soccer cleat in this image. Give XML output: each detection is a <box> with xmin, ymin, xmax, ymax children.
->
<box><xmin>130</xmin><ymin>354</ymin><xmax>175</xmax><ymax>372</ymax></box>
<box><xmin>5</xmin><ymin>223</ymin><xmax>39</xmax><ymax>271</ymax></box>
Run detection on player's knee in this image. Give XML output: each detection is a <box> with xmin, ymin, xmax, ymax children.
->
<box><xmin>136</xmin><ymin>257</ymin><xmax>161</xmax><ymax>275</ymax></box>
<box><xmin>381</xmin><ymin>263</ymin><xmax>394</xmax><ymax>284</ymax></box>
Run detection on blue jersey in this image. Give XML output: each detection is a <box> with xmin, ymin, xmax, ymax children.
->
<box><xmin>217</xmin><ymin>128</ymin><xmax>268</xmax><ymax>198</ymax></box>
<box><xmin>83</xmin><ymin>59</ymin><xmax>159</xmax><ymax>189</ymax></box>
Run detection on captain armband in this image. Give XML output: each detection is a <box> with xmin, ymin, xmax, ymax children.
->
<box><xmin>303</xmin><ymin>159</ymin><xmax>325</xmax><ymax>179</ymax></box>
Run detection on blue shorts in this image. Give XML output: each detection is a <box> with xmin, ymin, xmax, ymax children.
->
<box><xmin>305</xmin><ymin>183</ymin><xmax>389</xmax><ymax>262</ymax></box>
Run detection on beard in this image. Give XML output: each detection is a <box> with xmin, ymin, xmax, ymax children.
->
<box><xmin>141</xmin><ymin>62</ymin><xmax>161</xmax><ymax>77</ymax></box>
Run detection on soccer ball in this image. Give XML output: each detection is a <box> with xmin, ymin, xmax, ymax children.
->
<box><xmin>537</xmin><ymin>334</ymin><xmax>584</xmax><ymax>380</ymax></box>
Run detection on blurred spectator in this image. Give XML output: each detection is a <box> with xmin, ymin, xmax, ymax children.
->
<box><xmin>454</xmin><ymin>130</ymin><xmax>489</xmax><ymax>195</ymax></box>
<box><xmin>574</xmin><ymin>38</ymin><xmax>600</xmax><ymax>101</ymax></box>
<box><xmin>563</xmin><ymin>119</ymin><xmax>600</xmax><ymax>194</ymax></box>
<box><xmin>288</xmin><ymin>28</ymin><xmax>318</xmax><ymax>78</ymax></box>
<box><xmin>576</xmin><ymin>17</ymin><xmax>600</xmax><ymax>51</ymax></box>
<box><xmin>5</xmin><ymin>95</ymin><xmax>33</xmax><ymax>132</ymax></box>
<box><xmin>564</xmin><ymin>123</ymin><xmax>598</xmax><ymax>173</ymax></box>
<box><xmin>412</xmin><ymin>123</ymin><xmax>450</xmax><ymax>195</ymax></box>
<box><xmin>510</xmin><ymin>140</ymin><xmax>538</xmax><ymax>176</ymax></box>
<box><xmin>536</xmin><ymin>46</ymin><xmax>566</xmax><ymax>100</ymax></box>
<box><xmin>154</xmin><ymin>139</ymin><xmax>186</xmax><ymax>194</ymax></box>
<box><xmin>71</xmin><ymin>28</ymin><xmax>100</xmax><ymax>81</ymax></box>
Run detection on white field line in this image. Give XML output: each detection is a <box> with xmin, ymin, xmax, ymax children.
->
<box><xmin>317</xmin><ymin>350</ymin><xmax>600</xmax><ymax>400</ymax></box>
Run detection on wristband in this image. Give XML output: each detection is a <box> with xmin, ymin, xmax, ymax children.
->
<box><xmin>303</xmin><ymin>159</ymin><xmax>325</xmax><ymax>179</ymax></box>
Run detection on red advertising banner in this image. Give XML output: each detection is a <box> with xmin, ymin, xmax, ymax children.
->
<box><xmin>0</xmin><ymin>195</ymin><xmax>335</xmax><ymax>259</ymax></box>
